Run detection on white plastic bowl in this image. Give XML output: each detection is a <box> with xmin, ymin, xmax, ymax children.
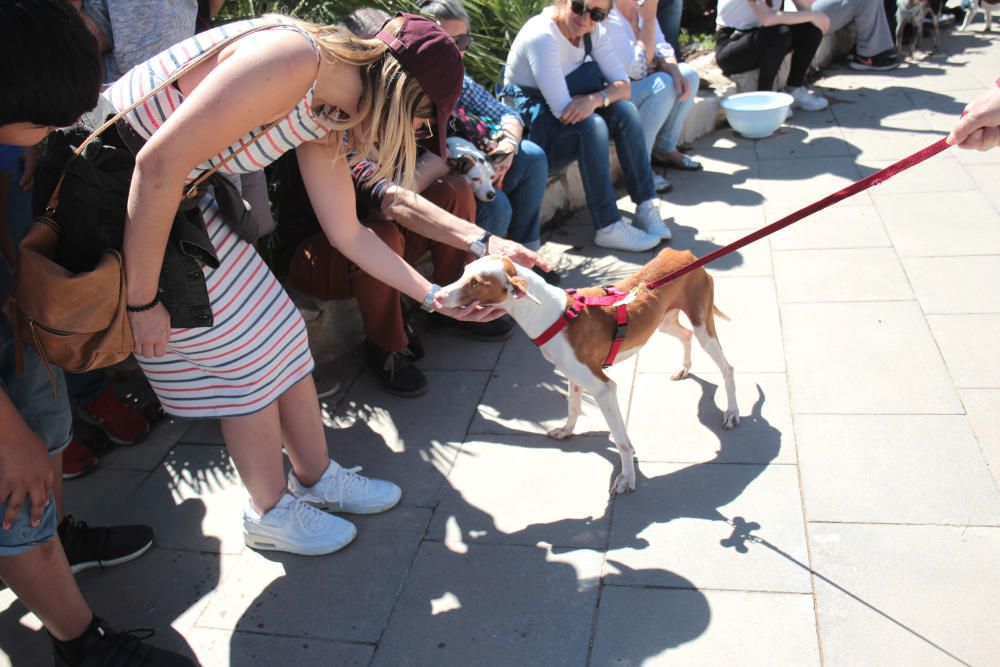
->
<box><xmin>720</xmin><ymin>91</ymin><xmax>794</xmax><ymax>139</ymax></box>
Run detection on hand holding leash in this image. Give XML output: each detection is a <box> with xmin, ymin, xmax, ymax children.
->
<box><xmin>947</xmin><ymin>79</ymin><xmax>1000</xmax><ymax>151</ymax></box>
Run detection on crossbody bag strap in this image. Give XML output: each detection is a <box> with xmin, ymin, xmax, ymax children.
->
<box><xmin>43</xmin><ymin>22</ymin><xmax>284</xmax><ymax>215</ymax></box>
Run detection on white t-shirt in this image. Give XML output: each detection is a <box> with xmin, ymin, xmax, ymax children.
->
<box><xmin>504</xmin><ymin>8</ymin><xmax>628</xmax><ymax>118</ymax></box>
<box><xmin>604</xmin><ymin>8</ymin><xmax>675</xmax><ymax>81</ymax></box>
<box><xmin>716</xmin><ymin>0</ymin><xmax>778</xmax><ymax>31</ymax></box>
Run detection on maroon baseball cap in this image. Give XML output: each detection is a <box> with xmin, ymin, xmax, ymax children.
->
<box><xmin>375</xmin><ymin>13</ymin><xmax>464</xmax><ymax>157</ymax></box>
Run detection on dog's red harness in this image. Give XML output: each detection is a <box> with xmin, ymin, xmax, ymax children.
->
<box><xmin>532</xmin><ymin>286</ymin><xmax>631</xmax><ymax>368</ymax></box>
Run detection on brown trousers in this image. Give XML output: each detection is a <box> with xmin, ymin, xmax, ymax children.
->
<box><xmin>287</xmin><ymin>175</ymin><xmax>474</xmax><ymax>352</ymax></box>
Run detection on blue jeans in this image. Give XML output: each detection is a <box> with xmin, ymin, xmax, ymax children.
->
<box><xmin>656</xmin><ymin>0</ymin><xmax>683</xmax><ymax>59</ymax></box>
<box><xmin>528</xmin><ymin>101</ymin><xmax>656</xmax><ymax>230</ymax></box>
<box><xmin>475</xmin><ymin>139</ymin><xmax>548</xmax><ymax>249</ymax></box>
<box><xmin>630</xmin><ymin>64</ymin><xmax>701</xmax><ymax>155</ymax></box>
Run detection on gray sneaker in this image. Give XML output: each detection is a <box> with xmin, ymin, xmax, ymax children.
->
<box><xmin>289</xmin><ymin>460</ymin><xmax>402</xmax><ymax>514</ymax></box>
<box><xmin>594</xmin><ymin>219</ymin><xmax>661</xmax><ymax>252</ymax></box>
<box><xmin>243</xmin><ymin>492</ymin><xmax>356</xmax><ymax>556</ymax></box>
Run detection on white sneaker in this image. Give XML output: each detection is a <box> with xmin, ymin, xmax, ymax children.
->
<box><xmin>653</xmin><ymin>173</ymin><xmax>673</xmax><ymax>193</ymax></box>
<box><xmin>786</xmin><ymin>86</ymin><xmax>829</xmax><ymax>112</ymax></box>
<box><xmin>289</xmin><ymin>460</ymin><xmax>402</xmax><ymax>514</ymax></box>
<box><xmin>243</xmin><ymin>492</ymin><xmax>356</xmax><ymax>555</ymax></box>
<box><xmin>634</xmin><ymin>200</ymin><xmax>672</xmax><ymax>240</ymax></box>
<box><xmin>594</xmin><ymin>219</ymin><xmax>661</xmax><ymax>252</ymax></box>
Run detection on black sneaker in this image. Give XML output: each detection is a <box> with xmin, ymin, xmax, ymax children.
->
<box><xmin>426</xmin><ymin>312</ymin><xmax>514</xmax><ymax>341</ymax></box>
<box><xmin>52</xmin><ymin>616</ymin><xmax>196</xmax><ymax>666</ymax></box>
<box><xmin>364</xmin><ymin>339</ymin><xmax>428</xmax><ymax>397</ymax></box>
<box><xmin>532</xmin><ymin>265</ymin><xmax>562</xmax><ymax>286</ymax></box>
<box><xmin>59</xmin><ymin>516</ymin><xmax>154</xmax><ymax>575</ymax></box>
<box><xmin>849</xmin><ymin>50</ymin><xmax>899</xmax><ymax>71</ymax></box>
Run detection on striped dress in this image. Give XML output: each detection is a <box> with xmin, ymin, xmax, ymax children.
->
<box><xmin>104</xmin><ymin>18</ymin><xmax>336</xmax><ymax>419</ymax></box>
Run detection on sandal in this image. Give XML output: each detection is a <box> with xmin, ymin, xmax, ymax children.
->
<box><xmin>653</xmin><ymin>153</ymin><xmax>703</xmax><ymax>171</ymax></box>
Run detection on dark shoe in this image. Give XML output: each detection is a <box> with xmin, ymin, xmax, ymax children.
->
<box><xmin>364</xmin><ymin>340</ymin><xmax>428</xmax><ymax>397</ymax></box>
<box><xmin>652</xmin><ymin>152</ymin><xmax>703</xmax><ymax>171</ymax></box>
<box><xmin>79</xmin><ymin>386</ymin><xmax>150</xmax><ymax>446</ymax></box>
<box><xmin>426</xmin><ymin>313</ymin><xmax>514</xmax><ymax>341</ymax></box>
<box><xmin>62</xmin><ymin>439</ymin><xmax>98</xmax><ymax>480</ymax></box>
<box><xmin>533</xmin><ymin>265</ymin><xmax>561</xmax><ymax>286</ymax></box>
<box><xmin>849</xmin><ymin>50</ymin><xmax>899</xmax><ymax>71</ymax></box>
<box><xmin>59</xmin><ymin>516</ymin><xmax>154</xmax><ymax>575</ymax></box>
<box><xmin>52</xmin><ymin>616</ymin><xmax>196</xmax><ymax>666</ymax></box>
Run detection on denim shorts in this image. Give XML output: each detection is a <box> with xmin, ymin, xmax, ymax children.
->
<box><xmin>0</xmin><ymin>315</ymin><xmax>73</xmax><ymax>557</ymax></box>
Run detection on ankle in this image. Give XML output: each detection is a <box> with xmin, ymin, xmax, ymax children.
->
<box><xmin>49</xmin><ymin>614</ymin><xmax>97</xmax><ymax>659</ymax></box>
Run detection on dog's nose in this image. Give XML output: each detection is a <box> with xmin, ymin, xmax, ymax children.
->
<box><xmin>485</xmin><ymin>191</ymin><xmax>495</xmax><ymax>201</ymax></box>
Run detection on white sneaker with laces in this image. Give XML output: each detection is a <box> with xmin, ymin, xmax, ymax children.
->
<box><xmin>786</xmin><ymin>86</ymin><xmax>829</xmax><ymax>112</ymax></box>
<box><xmin>243</xmin><ymin>492</ymin><xmax>356</xmax><ymax>555</ymax></box>
<box><xmin>634</xmin><ymin>199</ymin><xmax>672</xmax><ymax>240</ymax></box>
<box><xmin>594</xmin><ymin>219</ymin><xmax>661</xmax><ymax>252</ymax></box>
<box><xmin>289</xmin><ymin>460</ymin><xmax>402</xmax><ymax>514</ymax></box>
<box><xmin>653</xmin><ymin>173</ymin><xmax>673</xmax><ymax>193</ymax></box>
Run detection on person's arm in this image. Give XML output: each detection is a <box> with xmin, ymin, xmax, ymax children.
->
<box><xmin>458</xmin><ymin>77</ymin><xmax>523</xmax><ymax>182</ymax></box>
<box><xmin>380</xmin><ymin>185</ymin><xmax>548</xmax><ymax>270</ymax></box>
<box><xmin>0</xmin><ymin>390</ymin><xmax>53</xmax><ymax>531</ymax></box>
<box><xmin>747</xmin><ymin>0</ymin><xmax>829</xmax><ymax>32</ymax></box>
<box><xmin>525</xmin><ymin>29</ymin><xmax>575</xmax><ymax>118</ymax></box>
<box><xmin>414</xmin><ymin>152</ymin><xmax>450</xmax><ymax>192</ymax></box>
<box><xmin>947</xmin><ymin>84</ymin><xmax>1000</xmax><ymax>151</ymax></box>
<box><xmin>123</xmin><ymin>29</ymin><xmax>321</xmax><ymax>358</ymax></box>
<box><xmin>605</xmin><ymin>10</ymin><xmax>650</xmax><ymax>80</ymax></box>
<box><xmin>636</xmin><ymin>0</ymin><xmax>659</xmax><ymax>69</ymax></box>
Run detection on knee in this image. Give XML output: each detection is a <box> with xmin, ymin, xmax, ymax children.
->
<box><xmin>518</xmin><ymin>140</ymin><xmax>548</xmax><ymax>178</ymax></box>
<box><xmin>680</xmin><ymin>63</ymin><xmax>700</xmax><ymax>89</ymax></box>
<box><xmin>764</xmin><ymin>24</ymin><xmax>794</xmax><ymax>49</ymax></box>
<box><xmin>579</xmin><ymin>113</ymin><xmax>610</xmax><ymax>143</ymax></box>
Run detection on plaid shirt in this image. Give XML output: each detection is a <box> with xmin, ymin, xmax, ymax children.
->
<box><xmin>457</xmin><ymin>73</ymin><xmax>522</xmax><ymax>131</ymax></box>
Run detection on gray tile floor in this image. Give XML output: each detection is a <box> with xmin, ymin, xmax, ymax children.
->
<box><xmin>4</xmin><ymin>29</ymin><xmax>1000</xmax><ymax>667</ymax></box>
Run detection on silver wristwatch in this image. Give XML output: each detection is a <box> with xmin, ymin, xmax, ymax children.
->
<box><xmin>421</xmin><ymin>284</ymin><xmax>441</xmax><ymax>312</ymax></box>
<box><xmin>469</xmin><ymin>231</ymin><xmax>492</xmax><ymax>258</ymax></box>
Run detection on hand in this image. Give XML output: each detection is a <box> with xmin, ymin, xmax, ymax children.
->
<box><xmin>665</xmin><ymin>63</ymin><xmax>692</xmax><ymax>102</ymax></box>
<box><xmin>491</xmin><ymin>237</ymin><xmax>553</xmax><ymax>272</ymax></box>
<box><xmin>560</xmin><ymin>95</ymin><xmax>600</xmax><ymax>125</ymax></box>
<box><xmin>432</xmin><ymin>299</ymin><xmax>506</xmax><ymax>322</ymax></box>
<box><xmin>811</xmin><ymin>11</ymin><xmax>831</xmax><ymax>34</ymax></box>
<box><xmin>0</xmin><ymin>401</ymin><xmax>53</xmax><ymax>531</ymax></box>
<box><xmin>947</xmin><ymin>86</ymin><xmax>1000</xmax><ymax>151</ymax></box>
<box><xmin>128</xmin><ymin>301</ymin><xmax>171</xmax><ymax>358</ymax></box>
<box><xmin>18</xmin><ymin>146</ymin><xmax>39</xmax><ymax>192</ymax></box>
<box><xmin>489</xmin><ymin>144</ymin><xmax>516</xmax><ymax>186</ymax></box>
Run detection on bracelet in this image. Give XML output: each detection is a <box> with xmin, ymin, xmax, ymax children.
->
<box><xmin>420</xmin><ymin>284</ymin><xmax>441</xmax><ymax>313</ymax></box>
<box><xmin>126</xmin><ymin>294</ymin><xmax>160</xmax><ymax>313</ymax></box>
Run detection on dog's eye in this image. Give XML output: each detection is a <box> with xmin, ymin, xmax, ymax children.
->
<box><xmin>468</xmin><ymin>277</ymin><xmax>480</xmax><ymax>287</ymax></box>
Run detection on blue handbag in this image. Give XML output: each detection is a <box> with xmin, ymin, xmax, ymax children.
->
<box><xmin>564</xmin><ymin>34</ymin><xmax>607</xmax><ymax>96</ymax></box>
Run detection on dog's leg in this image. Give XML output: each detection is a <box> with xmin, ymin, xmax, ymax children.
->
<box><xmin>659</xmin><ymin>309</ymin><xmax>693</xmax><ymax>380</ymax></box>
<box><xmin>986</xmin><ymin>8</ymin><xmax>993</xmax><ymax>31</ymax></box>
<box><xmin>896</xmin><ymin>18</ymin><xmax>906</xmax><ymax>56</ymax></box>
<box><xmin>931</xmin><ymin>12</ymin><xmax>941</xmax><ymax>50</ymax></box>
<box><xmin>960</xmin><ymin>3</ymin><xmax>975</xmax><ymax>30</ymax></box>
<box><xmin>694</xmin><ymin>325</ymin><xmax>740</xmax><ymax>429</ymax></box>
<box><xmin>592</xmin><ymin>380</ymin><xmax>636</xmax><ymax>495</ymax></box>
<box><xmin>547</xmin><ymin>382</ymin><xmax>583</xmax><ymax>440</ymax></box>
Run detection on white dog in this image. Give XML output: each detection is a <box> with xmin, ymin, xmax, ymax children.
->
<box><xmin>897</xmin><ymin>0</ymin><xmax>940</xmax><ymax>57</ymax></box>
<box><xmin>960</xmin><ymin>0</ymin><xmax>1000</xmax><ymax>31</ymax></box>
<box><xmin>446</xmin><ymin>136</ymin><xmax>496</xmax><ymax>202</ymax></box>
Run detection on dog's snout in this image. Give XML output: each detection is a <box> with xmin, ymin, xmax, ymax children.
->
<box><xmin>485</xmin><ymin>190</ymin><xmax>496</xmax><ymax>201</ymax></box>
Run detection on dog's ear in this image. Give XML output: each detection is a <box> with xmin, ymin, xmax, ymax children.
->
<box><xmin>448</xmin><ymin>155</ymin><xmax>476</xmax><ymax>175</ymax></box>
<box><xmin>508</xmin><ymin>275</ymin><xmax>541</xmax><ymax>304</ymax></box>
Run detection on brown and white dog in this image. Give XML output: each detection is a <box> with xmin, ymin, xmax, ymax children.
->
<box><xmin>897</xmin><ymin>0</ymin><xmax>940</xmax><ymax>57</ymax></box>
<box><xmin>960</xmin><ymin>0</ymin><xmax>1000</xmax><ymax>32</ymax></box>
<box><xmin>438</xmin><ymin>251</ymin><xmax>740</xmax><ymax>495</ymax></box>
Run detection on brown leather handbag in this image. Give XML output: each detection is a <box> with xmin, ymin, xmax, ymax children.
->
<box><xmin>4</xmin><ymin>24</ymin><xmax>278</xmax><ymax>375</ymax></box>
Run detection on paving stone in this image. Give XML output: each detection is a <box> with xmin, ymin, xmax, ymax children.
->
<box><xmin>782</xmin><ymin>301</ymin><xmax>963</xmax><ymax>414</ymax></box>
<box><xmin>628</xmin><ymin>372</ymin><xmax>795</xmax><ymax>465</ymax></box>
<box><xmin>637</xmin><ymin>276</ymin><xmax>784</xmax><ymax>374</ymax></box>
<box><xmin>62</xmin><ymin>468</ymin><xmax>148</xmax><ymax>524</ymax></box>
<box><xmin>426</xmin><ymin>436</ymin><xmax>614</xmax><ymax>549</ymax></box>
<box><xmin>322</xmin><ymin>370</ymin><xmax>491</xmax><ymax>508</ymax></box>
<box><xmin>662</xmin><ymin>179</ymin><xmax>767</xmax><ymax>234</ymax></box>
<box><xmin>960</xmin><ymin>389</ymin><xmax>1000</xmax><ymax>492</ymax></box>
<box><xmin>188</xmin><ymin>628</ymin><xmax>373</xmax><ymax>667</ymax></box>
<box><xmin>754</xmin><ymin>123</ymin><xmax>855</xmax><ymax>161</ymax></box>
<box><xmin>693</xmin><ymin>228</ymin><xmax>773</xmax><ymax>277</ymax></box>
<box><xmin>98</xmin><ymin>418</ymin><xmax>193</xmax><ymax>471</ymax></box>
<box><xmin>413</xmin><ymin>322</ymin><xmax>505</xmax><ymax>371</ymax></box>
<box><xmin>963</xmin><ymin>163</ymin><xmax>1000</xmax><ymax>212</ymax></box>
<box><xmin>768</xmin><ymin>204</ymin><xmax>891</xmax><ymax>250</ymax></box>
<box><xmin>372</xmin><ymin>543</ymin><xmax>602</xmax><ymax>667</ymax></box>
<box><xmin>123</xmin><ymin>444</ymin><xmax>245</xmax><ymax>555</ymax></box>
<box><xmin>182</xmin><ymin>419</ymin><xmax>225</xmax><ymax>445</ymax></box>
<box><xmin>873</xmin><ymin>190</ymin><xmax>1000</xmax><ymax>256</ymax></box>
<box><xmin>773</xmin><ymin>248</ymin><xmax>913</xmax><ymax>303</ymax></box>
<box><xmin>903</xmin><ymin>256</ymin><xmax>1000</xmax><ymax>313</ymax></box>
<box><xmin>926</xmin><ymin>314</ymin><xmax>1000</xmax><ymax>388</ymax></box>
<box><xmin>470</xmin><ymin>330</ymin><xmax>636</xmax><ymax>437</ymax></box>
<box><xmin>590</xmin><ymin>587</ymin><xmax>819</xmax><ymax>666</ymax></box>
<box><xmin>810</xmin><ymin>524</ymin><xmax>1000</xmax><ymax>667</ymax></box>
<box><xmin>858</xmin><ymin>155</ymin><xmax>977</xmax><ymax>194</ymax></box>
<box><xmin>841</xmin><ymin>126</ymin><xmax>945</xmax><ymax>161</ymax></box>
<box><xmin>198</xmin><ymin>506</ymin><xmax>431</xmax><ymax>643</ymax></box>
<box><xmin>757</xmin><ymin>156</ymin><xmax>869</xmax><ymax>219</ymax></box>
<box><xmin>606</xmin><ymin>462</ymin><xmax>810</xmax><ymax>593</ymax></box>
<box><xmin>796</xmin><ymin>415</ymin><xmax>1000</xmax><ymax>525</ymax></box>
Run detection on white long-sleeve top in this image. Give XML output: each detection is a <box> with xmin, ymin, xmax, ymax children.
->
<box><xmin>504</xmin><ymin>7</ymin><xmax>628</xmax><ymax>118</ymax></box>
<box><xmin>604</xmin><ymin>8</ymin><xmax>676</xmax><ymax>81</ymax></box>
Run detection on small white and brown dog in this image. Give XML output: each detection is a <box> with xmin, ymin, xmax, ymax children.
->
<box><xmin>897</xmin><ymin>0</ymin><xmax>940</xmax><ymax>57</ymax></box>
<box><xmin>446</xmin><ymin>136</ymin><xmax>496</xmax><ymax>202</ymax></box>
<box><xmin>438</xmin><ymin>251</ymin><xmax>740</xmax><ymax>495</ymax></box>
<box><xmin>960</xmin><ymin>0</ymin><xmax>1000</xmax><ymax>32</ymax></box>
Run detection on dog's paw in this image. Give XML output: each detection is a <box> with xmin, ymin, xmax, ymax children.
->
<box><xmin>722</xmin><ymin>410</ymin><xmax>741</xmax><ymax>429</ymax></box>
<box><xmin>547</xmin><ymin>426</ymin><xmax>574</xmax><ymax>440</ymax></box>
<box><xmin>671</xmin><ymin>367</ymin><xmax>690</xmax><ymax>381</ymax></box>
<box><xmin>609</xmin><ymin>473</ymin><xmax>636</xmax><ymax>496</ymax></box>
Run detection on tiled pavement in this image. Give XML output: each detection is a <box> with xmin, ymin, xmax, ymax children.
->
<box><xmin>4</xmin><ymin>28</ymin><xmax>1000</xmax><ymax>667</ymax></box>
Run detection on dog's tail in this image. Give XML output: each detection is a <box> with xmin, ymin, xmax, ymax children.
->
<box><xmin>713</xmin><ymin>305</ymin><xmax>731</xmax><ymax>321</ymax></box>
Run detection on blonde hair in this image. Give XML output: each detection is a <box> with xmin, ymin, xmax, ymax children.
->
<box><xmin>282</xmin><ymin>16</ymin><xmax>434</xmax><ymax>191</ymax></box>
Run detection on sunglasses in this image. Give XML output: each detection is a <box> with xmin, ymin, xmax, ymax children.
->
<box><xmin>451</xmin><ymin>32</ymin><xmax>472</xmax><ymax>51</ymax></box>
<box><xmin>569</xmin><ymin>1</ymin><xmax>608</xmax><ymax>22</ymax></box>
<box><xmin>415</xmin><ymin>117</ymin><xmax>435</xmax><ymax>140</ymax></box>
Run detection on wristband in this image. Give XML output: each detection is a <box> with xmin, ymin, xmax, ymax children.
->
<box><xmin>421</xmin><ymin>284</ymin><xmax>441</xmax><ymax>313</ymax></box>
<box><xmin>127</xmin><ymin>294</ymin><xmax>160</xmax><ymax>313</ymax></box>
<box><xmin>601</xmin><ymin>91</ymin><xmax>610</xmax><ymax>108</ymax></box>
